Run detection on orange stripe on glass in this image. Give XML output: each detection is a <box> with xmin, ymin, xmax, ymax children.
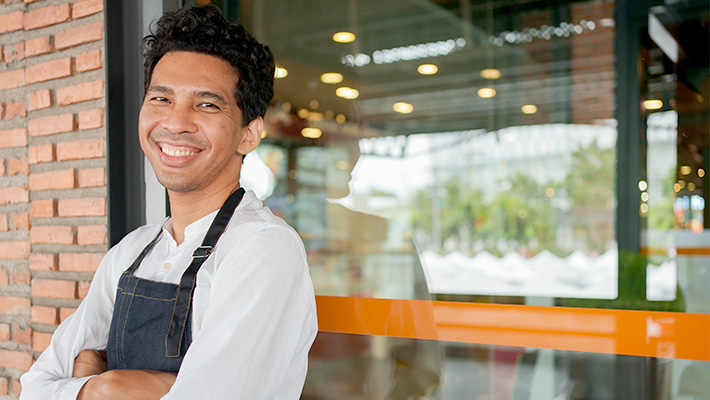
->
<box><xmin>641</xmin><ymin>246</ymin><xmax>710</xmax><ymax>256</ymax></box>
<box><xmin>315</xmin><ymin>295</ymin><xmax>710</xmax><ymax>361</ymax></box>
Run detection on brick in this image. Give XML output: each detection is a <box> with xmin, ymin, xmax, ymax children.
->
<box><xmin>79</xmin><ymin>168</ymin><xmax>105</xmax><ymax>187</ymax></box>
<box><xmin>0</xmin><ymin>241</ymin><xmax>30</xmax><ymax>259</ymax></box>
<box><xmin>23</xmin><ymin>3</ymin><xmax>72</xmax><ymax>30</ymax></box>
<box><xmin>73</xmin><ymin>0</ymin><xmax>103</xmax><ymax>18</ymax></box>
<box><xmin>55</xmin><ymin>21</ymin><xmax>104</xmax><ymax>50</ymax></box>
<box><xmin>0</xmin><ymin>102</ymin><xmax>4</xmax><ymax>119</ymax></box>
<box><xmin>0</xmin><ymin>296</ymin><xmax>30</xmax><ymax>314</ymax></box>
<box><xmin>33</xmin><ymin>331</ymin><xmax>52</xmax><ymax>352</ymax></box>
<box><xmin>77</xmin><ymin>225</ymin><xmax>106</xmax><ymax>245</ymax></box>
<box><xmin>4</xmin><ymin>100</ymin><xmax>26</xmax><ymax>120</ymax></box>
<box><xmin>31</xmin><ymin>279</ymin><xmax>76</xmax><ymax>299</ymax></box>
<box><xmin>0</xmin><ymin>11</ymin><xmax>23</xmax><ymax>34</ymax></box>
<box><xmin>29</xmin><ymin>169</ymin><xmax>76</xmax><ymax>190</ymax></box>
<box><xmin>29</xmin><ymin>253</ymin><xmax>57</xmax><ymax>271</ymax></box>
<box><xmin>2</xmin><ymin>42</ymin><xmax>24</xmax><ymax>62</ymax></box>
<box><xmin>28</xmin><ymin>114</ymin><xmax>75</xmax><ymax>136</ymax></box>
<box><xmin>0</xmin><ymin>378</ymin><xmax>6</xmax><ymax>396</ymax></box>
<box><xmin>14</xmin><ymin>325</ymin><xmax>31</xmax><ymax>345</ymax></box>
<box><xmin>0</xmin><ymin>186</ymin><xmax>29</xmax><ymax>205</ymax></box>
<box><xmin>8</xmin><ymin>157</ymin><xmax>29</xmax><ymax>175</ymax></box>
<box><xmin>0</xmin><ymin>269</ymin><xmax>7</xmax><ymax>286</ymax></box>
<box><xmin>0</xmin><ymin>160</ymin><xmax>4</xmax><ymax>176</ymax></box>
<box><xmin>57</xmin><ymin>138</ymin><xmax>104</xmax><ymax>161</ymax></box>
<box><xmin>75</xmin><ymin>49</ymin><xmax>101</xmax><ymax>72</ymax></box>
<box><xmin>59</xmin><ymin>307</ymin><xmax>76</xmax><ymax>322</ymax></box>
<box><xmin>29</xmin><ymin>89</ymin><xmax>52</xmax><ymax>111</ymax></box>
<box><xmin>58</xmin><ymin>197</ymin><xmax>106</xmax><ymax>217</ymax></box>
<box><xmin>0</xmin><ymin>349</ymin><xmax>32</xmax><ymax>371</ymax></box>
<box><xmin>12</xmin><ymin>379</ymin><xmax>21</xmax><ymax>398</ymax></box>
<box><xmin>28</xmin><ymin>143</ymin><xmax>55</xmax><ymax>164</ymax></box>
<box><xmin>77</xmin><ymin>281</ymin><xmax>90</xmax><ymax>299</ymax></box>
<box><xmin>0</xmin><ymin>69</ymin><xmax>26</xmax><ymax>90</ymax></box>
<box><xmin>30</xmin><ymin>226</ymin><xmax>75</xmax><ymax>244</ymax></box>
<box><xmin>11</xmin><ymin>212</ymin><xmax>30</xmax><ymax>230</ymax></box>
<box><xmin>59</xmin><ymin>252</ymin><xmax>104</xmax><ymax>272</ymax></box>
<box><xmin>31</xmin><ymin>305</ymin><xmax>58</xmax><ymax>324</ymax></box>
<box><xmin>12</xmin><ymin>268</ymin><xmax>30</xmax><ymax>285</ymax></box>
<box><xmin>25</xmin><ymin>36</ymin><xmax>54</xmax><ymax>58</ymax></box>
<box><xmin>0</xmin><ymin>214</ymin><xmax>7</xmax><ymax>231</ymax></box>
<box><xmin>0</xmin><ymin>324</ymin><xmax>9</xmax><ymax>341</ymax></box>
<box><xmin>78</xmin><ymin>109</ymin><xmax>104</xmax><ymax>131</ymax></box>
<box><xmin>25</xmin><ymin>57</ymin><xmax>72</xmax><ymax>84</ymax></box>
<box><xmin>31</xmin><ymin>199</ymin><xmax>56</xmax><ymax>218</ymax></box>
<box><xmin>0</xmin><ymin>128</ymin><xmax>27</xmax><ymax>148</ymax></box>
<box><xmin>57</xmin><ymin>79</ymin><xmax>104</xmax><ymax>105</ymax></box>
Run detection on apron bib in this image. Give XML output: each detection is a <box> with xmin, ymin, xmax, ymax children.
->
<box><xmin>107</xmin><ymin>188</ymin><xmax>245</xmax><ymax>372</ymax></box>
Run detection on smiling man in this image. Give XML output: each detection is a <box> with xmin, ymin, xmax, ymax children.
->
<box><xmin>20</xmin><ymin>5</ymin><xmax>317</xmax><ymax>400</ymax></box>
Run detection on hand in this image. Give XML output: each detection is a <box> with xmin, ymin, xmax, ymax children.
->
<box><xmin>73</xmin><ymin>350</ymin><xmax>107</xmax><ymax>377</ymax></box>
<box><xmin>77</xmin><ymin>369</ymin><xmax>177</xmax><ymax>400</ymax></box>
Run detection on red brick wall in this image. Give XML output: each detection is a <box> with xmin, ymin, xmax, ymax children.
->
<box><xmin>0</xmin><ymin>0</ymin><xmax>106</xmax><ymax>397</ymax></box>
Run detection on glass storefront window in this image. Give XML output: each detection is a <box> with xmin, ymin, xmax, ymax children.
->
<box><xmin>186</xmin><ymin>0</ymin><xmax>709</xmax><ymax>398</ymax></box>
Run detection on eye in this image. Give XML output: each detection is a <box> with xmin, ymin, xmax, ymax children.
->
<box><xmin>199</xmin><ymin>102</ymin><xmax>220</xmax><ymax>109</ymax></box>
<box><xmin>150</xmin><ymin>96</ymin><xmax>170</xmax><ymax>103</ymax></box>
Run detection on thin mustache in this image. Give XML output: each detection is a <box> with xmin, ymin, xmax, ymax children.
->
<box><xmin>149</xmin><ymin>130</ymin><xmax>208</xmax><ymax>148</ymax></box>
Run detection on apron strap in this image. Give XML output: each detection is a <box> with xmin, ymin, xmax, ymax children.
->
<box><xmin>165</xmin><ymin>187</ymin><xmax>246</xmax><ymax>357</ymax></box>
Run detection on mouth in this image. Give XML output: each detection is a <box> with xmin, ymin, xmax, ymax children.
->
<box><xmin>158</xmin><ymin>142</ymin><xmax>201</xmax><ymax>158</ymax></box>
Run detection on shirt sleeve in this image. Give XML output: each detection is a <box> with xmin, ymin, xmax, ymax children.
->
<box><xmin>19</xmin><ymin>249</ymin><xmax>120</xmax><ymax>400</ymax></box>
<box><xmin>162</xmin><ymin>225</ymin><xmax>318</xmax><ymax>400</ymax></box>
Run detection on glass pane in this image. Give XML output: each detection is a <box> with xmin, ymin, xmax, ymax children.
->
<box><xmin>224</xmin><ymin>0</ymin><xmax>710</xmax><ymax>397</ymax></box>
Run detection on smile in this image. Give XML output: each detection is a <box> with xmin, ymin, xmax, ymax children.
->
<box><xmin>159</xmin><ymin>142</ymin><xmax>200</xmax><ymax>157</ymax></box>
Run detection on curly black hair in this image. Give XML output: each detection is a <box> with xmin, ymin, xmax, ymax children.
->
<box><xmin>142</xmin><ymin>4</ymin><xmax>275</xmax><ymax>126</ymax></box>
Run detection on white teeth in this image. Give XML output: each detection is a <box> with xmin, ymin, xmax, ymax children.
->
<box><xmin>161</xmin><ymin>145</ymin><xmax>198</xmax><ymax>157</ymax></box>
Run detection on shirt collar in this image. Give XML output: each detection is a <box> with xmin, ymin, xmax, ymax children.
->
<box><xmin>162</xmin><ymin>209</ymin><xmax>220</xmax><ymax>244</ymax></box>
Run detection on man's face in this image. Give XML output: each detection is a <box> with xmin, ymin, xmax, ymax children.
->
<box><xmin>139</xmin><ymin>51</ymin><xmax>257</xmax><ymax>195</ymax></box>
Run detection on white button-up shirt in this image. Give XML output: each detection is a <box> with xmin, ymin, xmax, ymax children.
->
<box><xmin>20</xmin><ymin>191</ymin><xmax>318</xmax><ymax>399</ymax></box>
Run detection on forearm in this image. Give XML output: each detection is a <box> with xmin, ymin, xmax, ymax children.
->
<box><xmin>77</xmin><ymin>370</ymin><xmax>177</xmax><ymax>400</ymax></box>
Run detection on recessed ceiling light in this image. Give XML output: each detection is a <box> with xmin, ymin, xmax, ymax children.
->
<box><xmin>320</xmin><ymin>72</ymin><xmax>343</xmax><ymax>84</ymax></box>
<box><xmin>274</xmin><ymin>66</ymin><xmax>288</xmax><ymax>79</ymax></box>
<box><xmin>477</xmin><ymin>88</ymin><xmax>496</xmax><ymax>98</ymax></box>
<box><xmin>332</xmin><ymin>31</ymin><xmax>356</xmax><ymax>43</ymax></box>
<box><xmin>480</xmin><ymin>68</ymin><xmax>501</xmax><ymax>80</ymax></box>
<box><xmin>301</xmin><ymin>127</ymin><xmax>322</xmax><ymax>139</ymax></box>
<box><xmin>393</xmin><ymin>102</ymin><xmax>414</xmax><ymax>114</ymax></box>
<box><xmin>417</xmin><ymin>64</ymin><xmax>438</xmax><ymax>75</ymax></box>
<box><xmin>335</xmin><ymin>86</ymin><xmax>359</xmax><ymax>99</ymax></box>
<box><xmin>521</xmin><ymin>104</ymin><xmax>538</xmax><ymax>114</ymax></box>
<box><xmin>643</xmin><ymin>99</ymin><xmax>663</xmax><ymax>110</ymax></box>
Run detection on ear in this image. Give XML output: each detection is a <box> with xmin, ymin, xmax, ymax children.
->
<box><xmin>237</xmin><ymin>116</ymin><xmax>263</xmax><ymax>155</ymax></box>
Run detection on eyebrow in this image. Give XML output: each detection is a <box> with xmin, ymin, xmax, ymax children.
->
<box><xmin>146</xmin><ymin>86</ymin><xmax>229</xmax><ymax>106</ymax></box>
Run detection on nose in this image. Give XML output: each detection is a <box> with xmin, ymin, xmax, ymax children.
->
<box><xmin>159</xmin><ymin>102</ymin><xmax>198</xmax><ymax>135</ymax></box>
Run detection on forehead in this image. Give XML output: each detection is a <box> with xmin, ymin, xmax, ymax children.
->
<box><xmin>151</xmin><ymin>51</ymin><xmax>238</xmax><ymax>95</ymax></box>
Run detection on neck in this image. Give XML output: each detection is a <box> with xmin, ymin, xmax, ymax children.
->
<box><xmin>167</xmin><ymin>182</ymin><xmax>240</xmax><ymax>245</ymax></box>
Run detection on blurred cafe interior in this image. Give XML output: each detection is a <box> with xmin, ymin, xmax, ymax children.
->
<box><xmin>112</xmin><ymin>0</ymin><xmax>710</xmax><ymax>398</ymax></box>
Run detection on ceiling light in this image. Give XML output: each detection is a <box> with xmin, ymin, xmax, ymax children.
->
<box><xmin>301</xmin><ymin>127</ymin><xmax>322</xmax><ymax>139</ymax></box>
<box><xmin>392</xmin><ymin>102</ymin><xmax>414</xmax><ymax>114</ymax></box>
<box><xmin>261</xmin><ymin>130</ymin><xmax>267</xmax><ymax>138</ymax></box>
<box><xmin>297</xmin><ymin>108</ymin><xmax>309</xmax><ymax>119</ymax></box>
<box><xmin>481</xmin><ymin>68</ymin><xmax>501</xmax><ymax>79</ymax></box>
<box><xmin>643</xmin><ymin>99</ymin><xmax>663</xmax><ymax>110</ymax></box>
<box><xmin>320</xmin><ymin>72</ymin><xmax>343</xmax><ymax>84</ymax></box>
<box><xmin>307</xmin><ymin>112</ymin><xmax>324</xmax><ymax>121</ymax></box>
<box><xmin>274</xmin><ymin>66</ymin><xmax>288</xmax><ymax>79</ymax></box>
<box><xmin>335</xmin><ymin>87</ymin><xmax>359</xmax><ymax>99</ymax></box>
<box><xmin>332</xmin><ymin>31</ymin><xmax>356</xmax><ymax>43</ymax></box>
<box><xmin>477</xmin><ymin>88</ymin><xmax>496</xmax><ymax>98</ymax></box>
<box><xmin>417</xmin><ymin>64</ymin><xmax>438</xmax><ymax>75</ymax></box>
<box><xmin>521</xmin><ymin>104</ymin><xmax>538</xmax><ymax>114</ymax></box>
<box><xmin>309</xmin><ymin>100</ymin><xmax>319</xmax><ymax>109</ymax></box>
<box><xmin>680</xmin><ymin>166</ymin><xmax>691</xmax><ymax>175</ymax></box>
<box><xmin>336</xmin><ymin>114</ymin><xmax>346</xmax><ymax>123</ymax></box>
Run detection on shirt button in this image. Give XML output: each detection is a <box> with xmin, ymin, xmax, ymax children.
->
<box><xmin>163</xmin><ymin>263</ymin><xmax>172</xmax><ymax>271</ymax></box>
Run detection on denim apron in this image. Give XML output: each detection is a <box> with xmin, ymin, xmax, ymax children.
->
<box><xmin>106</xmin><ymin>188</ymin><xmax>245</xmax><ymax>372</ymax></box>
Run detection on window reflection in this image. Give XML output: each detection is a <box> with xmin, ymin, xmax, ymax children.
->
<box><xmin>228</xmin><ymin>0</ymin><xmax>710</xmax><ymax>397</ymax></box>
